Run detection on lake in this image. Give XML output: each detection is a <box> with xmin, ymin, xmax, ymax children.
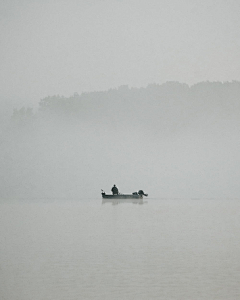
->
<box><xmin>1</xmin><ymin>198</ymin><xmax>240</xmax><ymax>300</ymax></box>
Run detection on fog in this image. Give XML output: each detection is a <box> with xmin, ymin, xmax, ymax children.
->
<box><xmin>1</xmin><ymin>82</ymin><xmax>240</xmax><ymax>199</ymax></box>
<box><xmin>1</xmin><ymin>0</ymin><xmax>240</xmax><ymax>108</ymax></box>
<box><xmin>1</xmin><ymin>1</ymin><xmax>240</xmax><ymax>199</ymax></box>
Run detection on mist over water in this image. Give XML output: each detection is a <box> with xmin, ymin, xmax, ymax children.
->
<box><xmin>1</xmin><ymin>1</ymin><xmax>240</xmax><ymax>298</ymax></box>
<box><xmin>1</xmin><ymin>82</ymin><xmax>240</xmax><ymax>299</ymax></box>
<box><xmin>1</xmin><ymin>82</ymin><xmax>240</xmax><ymax>199</ymax></box>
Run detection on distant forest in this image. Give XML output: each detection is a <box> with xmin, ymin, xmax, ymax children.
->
<box><xmin>11</xmin><ymin>81</ymin><xmax>240</xmax><ymax>131</ymax></box>
<box><xmin>3</xmin><ymin>81</ymin><xmax>240</xmax><ymax>199</ymax></box>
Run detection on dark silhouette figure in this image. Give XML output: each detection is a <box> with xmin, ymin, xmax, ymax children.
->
<box><xmin>138</xmin><ymin>190</ymin><xmax>148</xmax><ymax>196</ymax></box>
<box><xmin>111</xmin><ymin>184</ymin><xmax>119</xmax><ymax>195</ymax></box>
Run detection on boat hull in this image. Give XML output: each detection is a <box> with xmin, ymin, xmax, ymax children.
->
<box><xmin>102</xmin><ymin>193</ymin><xmax>143</xmax><ymax>199</ymax></box>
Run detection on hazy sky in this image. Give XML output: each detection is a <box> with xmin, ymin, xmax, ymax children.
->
<box><xmin>1</xmin><ymin>0</ymin><xmax>240</xmax><ymax>105</ymax></box>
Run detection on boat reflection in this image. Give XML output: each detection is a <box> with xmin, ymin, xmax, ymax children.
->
<box><xmin>102</xmin><ymin>198</ymin><xmax>148</xmax><ymax>205</ymax></box>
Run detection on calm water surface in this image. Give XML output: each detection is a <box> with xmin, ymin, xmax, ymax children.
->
<box><xmin>1</xmin><ymin>198</ymin><xmax>240</xmax><ymax>300</ymax></box>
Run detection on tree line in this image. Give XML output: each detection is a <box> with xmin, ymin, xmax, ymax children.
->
<box><xmin>10</xmin><ymin>81</ymin><xmax>240</xmax><ymax>132</ymax></box>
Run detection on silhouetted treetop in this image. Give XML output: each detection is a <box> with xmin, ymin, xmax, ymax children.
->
<box><xmin>36</xmin><ymin>81</ymin><xmax>240</xmax><ymax>115</ymax></box>
<box><xmin>10</xmin><ymin>81</ymin><xmax>240</xmax><ymax>133</ymax></box>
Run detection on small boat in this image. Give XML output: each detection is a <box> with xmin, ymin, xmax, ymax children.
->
<box><xmin>101</xmin><ymin>189</ymin><xmax>148</xmax><ymax>199</ymax></box>
<box><xmin>102</xmin><ymin>193</ymin><xmax>143</xmax><ymax>199</ymax></box>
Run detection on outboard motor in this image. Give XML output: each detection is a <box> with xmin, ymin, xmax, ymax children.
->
<box><xmin>138</xmin><ymin>190</ymin><xmax>148</xmax><ymax>197</ymax></box>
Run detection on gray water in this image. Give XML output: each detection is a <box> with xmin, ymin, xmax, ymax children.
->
<box><xmin>1</xmin><ymin>198</ymin><xmax>240</xmax><ymax>300</ymax></box>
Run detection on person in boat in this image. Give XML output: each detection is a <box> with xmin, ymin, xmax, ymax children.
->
<box><xmin>111</xmin><ymin>184</ymin><xmax>119</xmax><ymax>195</ymax></box>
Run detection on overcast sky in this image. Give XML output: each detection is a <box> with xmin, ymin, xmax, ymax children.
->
<box><xmin>1</xmin><ymin>0</ymin><xmax>240</xmax><ymax>105</ymax></box>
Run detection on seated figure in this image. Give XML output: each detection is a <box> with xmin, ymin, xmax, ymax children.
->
<box><xmin>111</xmin><ymin>184</ymin><xmax>119</xmax><ymax>195</ymax></box>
